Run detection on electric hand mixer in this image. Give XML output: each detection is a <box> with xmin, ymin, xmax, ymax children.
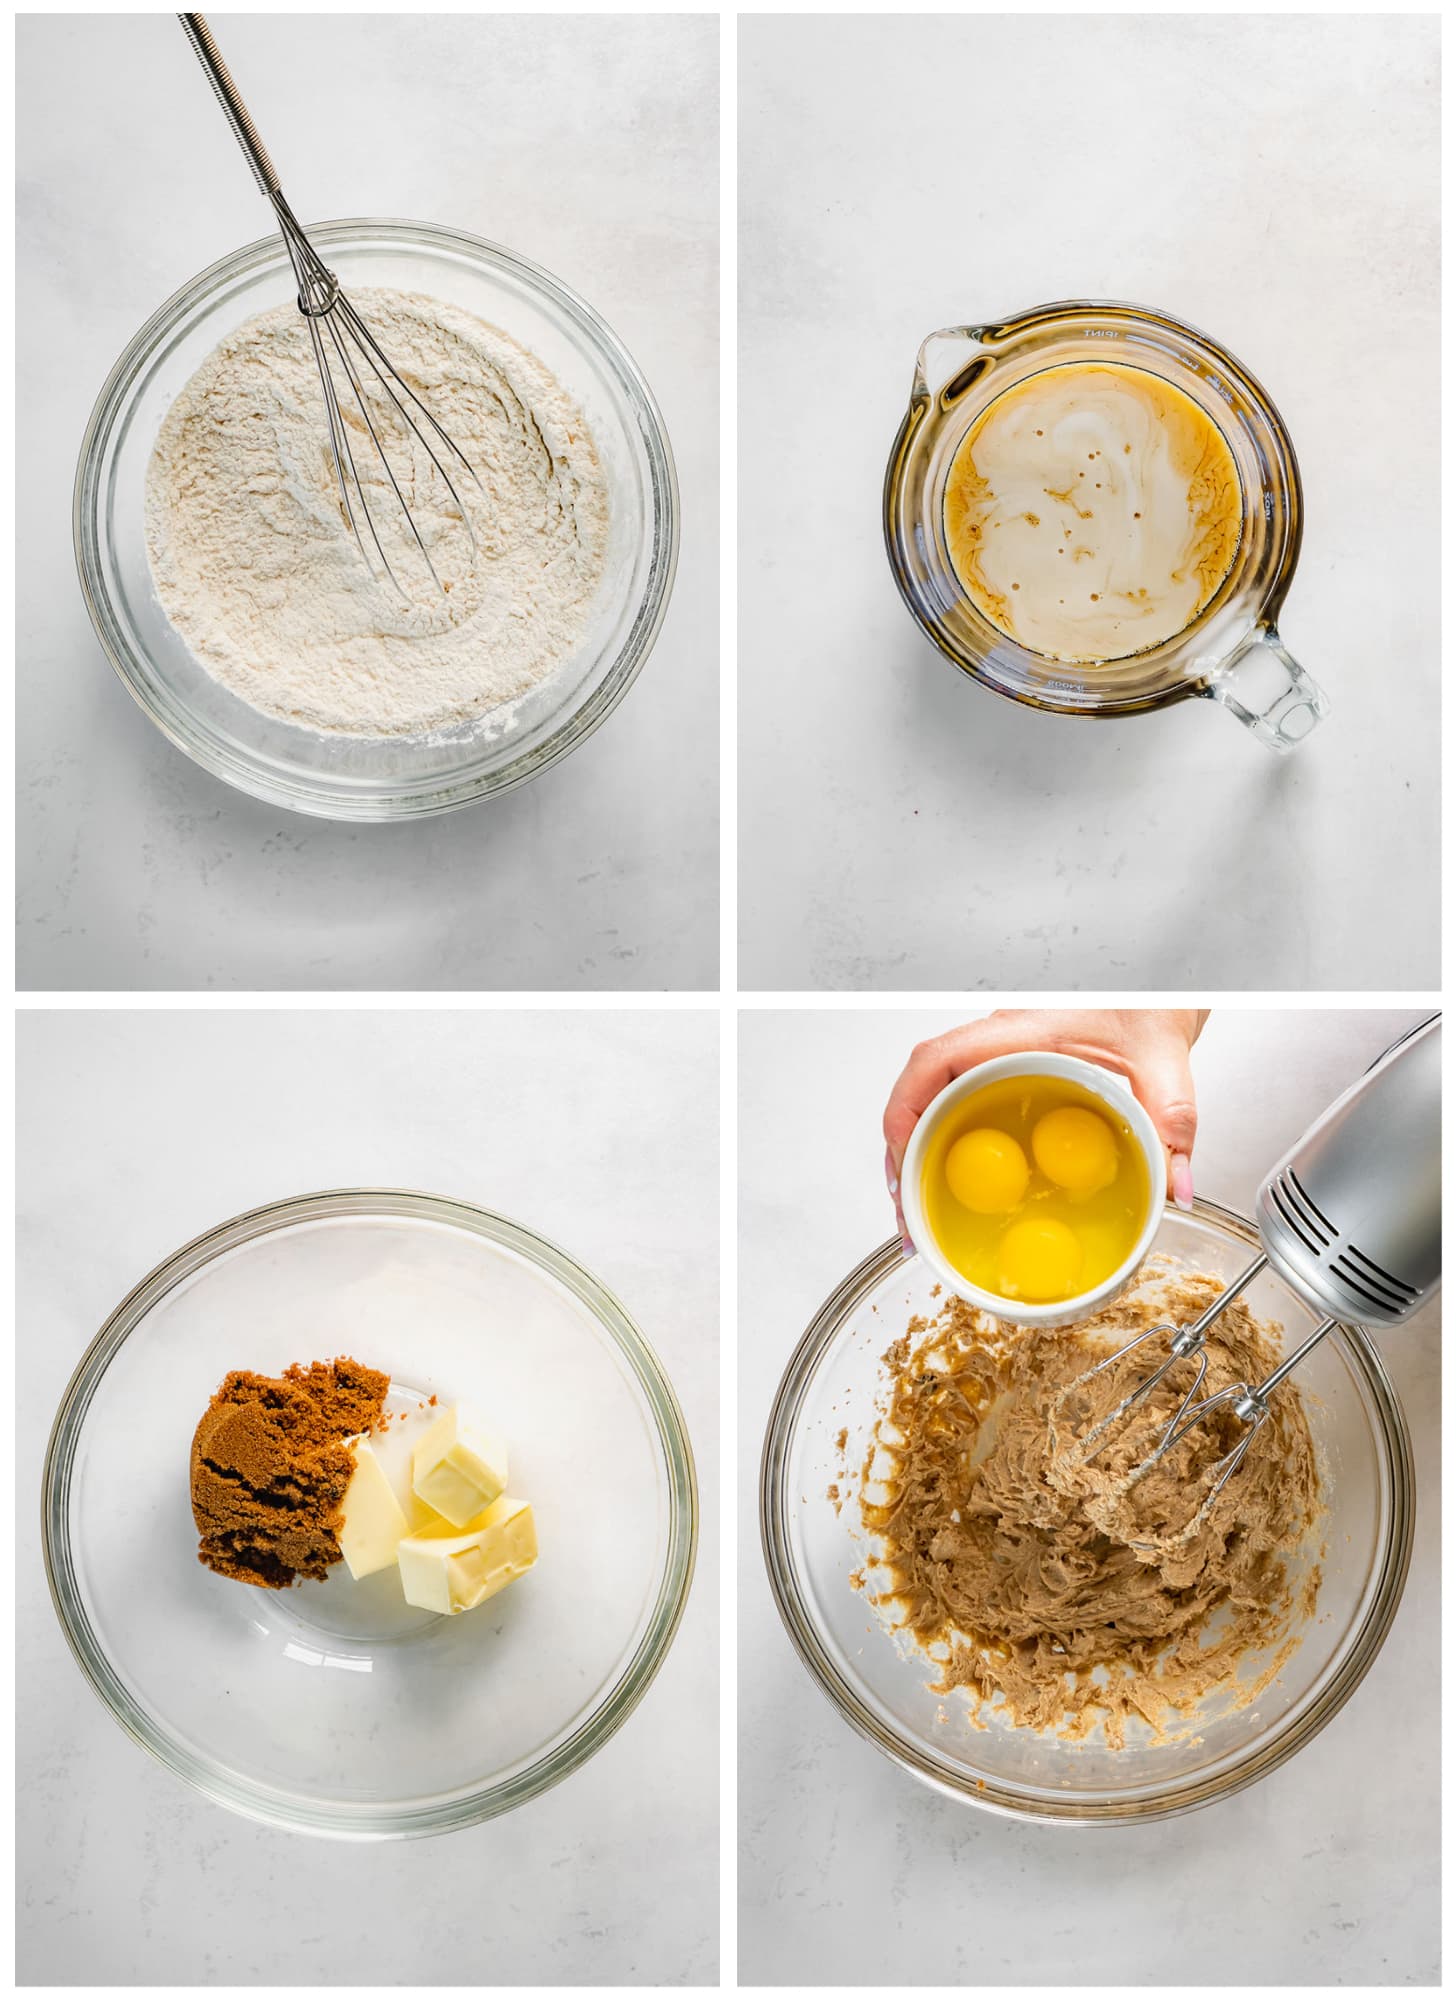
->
<box><xmin>1061</xmin><ymin>1016</ymin><xmax>1440</xmax><ymax>1524</ymax></box>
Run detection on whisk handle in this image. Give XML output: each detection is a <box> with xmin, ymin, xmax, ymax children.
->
<box><xmin>178</xmin><ymin>14</ymin><xmax>281</xmax><ymax>198</ymax></box>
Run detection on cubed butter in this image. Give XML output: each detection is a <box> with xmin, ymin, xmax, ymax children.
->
<box><xmin>396</xmin><ymin>1497</ymin><xmax>538</xmax><ymax>1615</ymax></box>
<box><xmin>411</xmin><ymin>1404</ymin><xmax>508</xmax><ymax>1528</ymax></box>
<box><xmin>374</xmin><ymin>1426</ymin><xmax>445</xmax><ymax>1533</ymax></box>
<box><xmin>339</xmin><ymin>1437</ymin><xmax>410</xmax><ymax>1580</ymax></box>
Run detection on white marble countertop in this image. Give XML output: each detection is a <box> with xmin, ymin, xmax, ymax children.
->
<box><xmin>17</xmin><ymin>1008</ymin><xmax>719</xmax><ymax>1984</ymax></box>
<box><xmin>739</xmin><ymin>15</ymin><xmax>1439</xmax><ymax>991</ymax></box>
<box><xmin>739</xmin><ymin>1008</ymin><xmax>1439</xmax><ymax>1983</ymax></box>
<box><xmin>17</xmin><ymin>13</ymin><xmax>718</xmax><ymax>992</ymax></box>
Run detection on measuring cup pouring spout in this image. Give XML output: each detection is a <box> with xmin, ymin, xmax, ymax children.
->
<box><xmin>910</xmin><ymin>326</ymin><xmax>993</xmax><ymax>405</ymax></box>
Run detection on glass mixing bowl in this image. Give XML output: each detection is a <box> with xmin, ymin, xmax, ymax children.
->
<box><xmin>74</xmin><ymin>219</ymin><xmax>679</xmax><ymax>819</ymax></box>
<box><xmin>43</xmin><ymin>1190</ymin><xmax>697</xmax><ymax>1838</ymax></box>
<box><xmin>761</xmin><ymin>1200</ymin><xmax>1413</xmax><ymax>1824</ymax></box>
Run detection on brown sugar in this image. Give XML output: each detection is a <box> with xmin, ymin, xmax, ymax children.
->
<box><xmin>190</xmin><ymin>1358</ymin><xmax>390</xmax><ymax>1589</ymax></box>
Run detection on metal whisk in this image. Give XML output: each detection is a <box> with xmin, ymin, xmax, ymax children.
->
<box><xmin>1057</xmin><ymin>1015</ymin><xmax>1440</xmax><ymax>1529</ymax></box>
<box><xmin>178</xmin><ymin>13</ymin><xmax>480</xmax><ymax>599</ymax></box>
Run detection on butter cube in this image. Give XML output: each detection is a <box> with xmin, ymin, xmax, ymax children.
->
<box><xmin>374</xmin><ymin>1428</ymin><xmax>445</xmax><ymax>1534</ymax></box>
<box><xmin>339</xmin><ymin>1437</ymin><xmax>410</xmax><ymax>1580</ymax></box>
<box><xmin>411</xmin><ymin>1405</ymin><xmax>508</xmax><ymax>1528</ymax></box>
<box><xmin>397</xmin><ymin>1497</ymin><xmax>538</xmax><ymax>1615</ymax></box>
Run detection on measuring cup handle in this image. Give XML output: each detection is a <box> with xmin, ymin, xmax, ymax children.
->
<box><xmin>1204</xmin><ymin>626</ymin><xmax>1330</xmax><ymax>752</ymax></box>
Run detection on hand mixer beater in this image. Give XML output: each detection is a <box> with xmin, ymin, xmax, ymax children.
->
<box><xmin>1057</xmin><ymin>1016</ymin><xmax>1440</xmax><ymax>1537</ymax></box>
<box><xmin>177</xmin><ymin>13</ymin><xmax>480</xmax><ymax>599</ymax></box>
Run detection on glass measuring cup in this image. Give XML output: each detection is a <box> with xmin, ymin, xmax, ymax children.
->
<box><xmin>883</xmin><ymin>301</ymin><xmax>1329</xmax><ymax>750</ymax></box>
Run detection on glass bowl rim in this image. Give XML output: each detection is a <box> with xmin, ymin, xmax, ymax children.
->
<box><xmin>759</xmin><ymin>1195</ymin><xmax>1414</xmax><ymax>1826</ymax></box>
<box><xmin>42</xmin><ymin>1186</ymin><xmax>699</xmax><ymax>1840</ymax></box>
<box><xmin>72</xmin><ymin>216</ymin><xmax>681</xmax><ymax>821</ymax></box>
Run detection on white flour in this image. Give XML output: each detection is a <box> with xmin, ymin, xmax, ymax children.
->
<box><xmin>145</xmin><ymin>288</ymin><xmax>609</xmax><ymax>737</ymax></box>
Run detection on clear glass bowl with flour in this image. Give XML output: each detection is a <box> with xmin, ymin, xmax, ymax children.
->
<box><xmin>75</xmin><ymin>220</ymin><xmax>678</xmax><ymax>818</ymax></box>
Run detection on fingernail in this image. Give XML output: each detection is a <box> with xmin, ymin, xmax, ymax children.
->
<box><xmin>884</xmin><ymin>1146</ymin><xmax>899</xmax><ymax>1197</ymax></box>
<box><xmin>1172</xmin><ymin>1153</ymin><xmax>1194</xmax><ymax>1212</ymax></box>
<box><xmin>901</xmin><ymin>1233</ymin><xmax>916</xmax><ymax>1260</ymax></box>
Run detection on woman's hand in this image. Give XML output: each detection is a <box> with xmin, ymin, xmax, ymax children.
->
<box><xmin>882</xmin><ymin>1009</ymin><xmax>1209</xmax><ymax>1254</ymax></box>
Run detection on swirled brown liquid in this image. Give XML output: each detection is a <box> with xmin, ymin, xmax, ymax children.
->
<box><xmin>943</xmin><ymin>363</ymin><xmax>1242</xmax><ymax>664</ymax></box>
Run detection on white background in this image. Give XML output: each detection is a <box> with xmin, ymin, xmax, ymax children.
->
<box><xmin>739</xmin><ymin>1007</ymin><xmax>1439</xmax><ymax>1984</ymax></box>
<box><xmin>17</xmin><ymin>13</ymin><xmax>719</xmax><ymax>991</ymax></box>
<box><xmin>738</xmin><ymin>15</ymin><xmax>1440</xmax><ymax>991</ymax></box>
<box><xmin>16</xmin><ymin>1008</ymin><xmax>719</xmax><ymax>1984</ymax></box>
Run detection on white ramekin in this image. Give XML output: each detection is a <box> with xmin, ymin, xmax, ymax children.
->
<box><xmin>900</xmin><ymin>1051</ymin><xmax>1168</xmax><ymax>1327</ymax></box>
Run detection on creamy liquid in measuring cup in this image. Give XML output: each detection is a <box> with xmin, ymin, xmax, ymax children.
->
<box><xmin>943</xmin><ymin>362</ymin><xmax>1242</xmax><ymax>664</ymax></box>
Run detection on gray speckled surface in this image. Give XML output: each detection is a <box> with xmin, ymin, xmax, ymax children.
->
<box><xmin>738</xmin><ymin>15</ymin><xmax>1439</xmax><ymax>991</ymax></box>
<box><xmin>18</xmin><ymin>1008</ymin><xmax>719</xmax><ymax>1984</ymax></box>
<box><xmin>739</xmin><ymin>1008</ymin><xmax>1439</xmax><ymax>1984</ymax></box>
<box><xmin>17</xmin><ymin>13</ymin><xmax>718</xmax><ymax>992</ymax></box>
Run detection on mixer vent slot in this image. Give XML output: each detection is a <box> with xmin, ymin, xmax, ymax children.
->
<box><xmin>1335</xmin><ymin>1244</ymin><xmax>1419</xmax><ymax>1312</ymax></box>
<box><xmin>1268</xmin><ymin>1170</ymin><xmax>1331</xmax><ymax>1255</ymax></box>
<box><xmin>1285</xmin><ymin>1170</ymin><xmax>1336</xmax><ymax>1242</ymax></box>
<box><xmin>1271</xmin><ymin>1167</ymin><xmax>1422</xmax><ymax>1315</ymax></box>
<box><xmin>1328</xmin><ymin>1258</ymin><xmax>1410</xmax><ymax>1316</ymax></box>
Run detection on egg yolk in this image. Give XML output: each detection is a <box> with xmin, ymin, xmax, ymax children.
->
<box><xmin>997</xmin><ymin>1216</ymin><xmax>1084</xmax><ymax>1301</ymax></box>
<box><xmin>944</xmin><ymin>1128</ymin><xmax>1030</xmax><ymax>1214</ymax></box>
<box><xmin>1032</xmin><ymin>1106</ymin><xmax>1119</xmax><ymax>1199</ymax></box>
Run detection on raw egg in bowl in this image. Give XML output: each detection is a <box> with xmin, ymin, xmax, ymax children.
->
<box><xmin>901</xmin><ymin>1053</ymin><xmax>1166</xmax><ymax>1325</ymax></box>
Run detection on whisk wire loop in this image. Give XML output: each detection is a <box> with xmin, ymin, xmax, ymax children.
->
<box><xmin>330</xmin><ymin>295</ymin><xmax>483</xmax><ymax>564</ymax></box>
<box><xmin>305</xmin><ymin>310</ymin><xmax>403</xmax><ymax>594</ymax></box>
<box><xmin>339</xmin><ymin>295</ymin><xmax>484</xmax><ymax>501</ymax></box>
<box><xmin>318</xmin><ymin>307</ymin><xmax>446</xmax><ymax>597</ymax></box>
